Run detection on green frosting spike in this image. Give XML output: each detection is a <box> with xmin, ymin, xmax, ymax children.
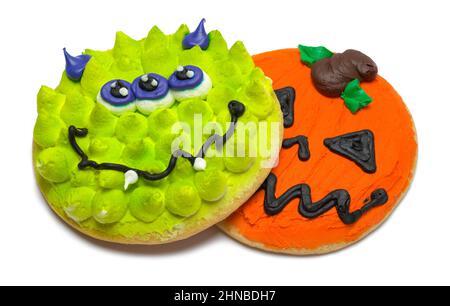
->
<box><xmin>195</xmin><ymin>170</ymin><xmax>227</xmax><ymax>202</ymax></box>
<box><xmin>80</xmin><ymin>57</ymin><xmax>113</xmax><ymax>99</ymax></box>
<box><xmin>229</xmin><ymin>41</ymin><xmax>254</xmax><ymax>75</ymax></box>
<box><xmin>144</xmin><ymin>26</ymin><xmax>168</xmax><ymax>49</ymax></box>
<box><xmin>115</xmin><ymin>113</ymin><xmax>148</xmax><ymax>144</ymax></box>
<box><xmin>33</xmin><ymin>113</ymin><xmax>65</xmax><ymax>148</ymax></box>
<box><xmin>206</xmin><ymin>30</ymin><xmax>228</xmax><ymax>59</ymax></box>
<box><xmin>37</xmin><ymin>86</ymin><xmax>66</xmax><ymax>115</ymax></box>
<box><xmin>141</xmin><ymin>46</ymin><xmax>178</xmax><ymax>78</ymax></box>
<box><xmin>70</xmin><ymin>169</ymin><xmax>96</xmax><ymax>187</ymax></box>
<box><xmin>129</xmin><ymin>187</ymin><xmax>165</xmax><ymax>223</ymax></box>
<box><xmin>36</xmin><ymin>147</ymin><xmax>76</xmax><ymax>183</ymax></box>
<box><xmin>177</xmin><ymin>98</ymin><xmax>213</xmax><ymax>127</ymax></box>
<box><xmin>60</xmin><ymin>92</ymin><xmax>95</xmax><ymax>127</ymax></box>
<box><xmin>341</xmin><ymin>79</ymin><xmax>373</xmax><ymax>113</ymax></box>
<box><xmin>238</xmin><ymin>69</ymin><xmax>274</xmax><ymax>119</ymax></box>
<box><xmin>178</xmin><ymin>45</ymin><xmax>210</xmax><ymax>70</ymax></box>
<box><xmin>170</xmin><ymin>24</ymin><xmax>190</xmax><ymax>50</ymax></box>
<box><xmin>207</xmin><ymin>86</ymin><xmax>235</xmax><ymax>114</ymax></box>
<box><xmin>147</xmin><ymin>108</ymin><xmax>179</xmax><ymax>140</ymax></box>
<box><xmin>299</xmin><ymin>45</ymin><xmax>333</xmax><ymax>66</ymax></box>
<box><xmin>165</xmin><ymin>181</ymin><xmax>201</xmax><ymax>217</ymax></box>
<box><xmin>112</xmin><ymin>32</ymin><xmax>144</xmax><ymax>81</ymax></box>
<box><xmin>84</xmin><ymin>49</ymin><xmax>114</xmax><ymax>70</ymax></box>
<box><xmin>122</xmin><ymin>139</ymin><xmax>155</xmax><ymax>169</ymax></box>
<box><xmin>92</xmin><ymin>190</ymin><xmax>128</xmax><ymax>224</ymax></box>
<box><xmin>98</xmin><ymin>170</ymin><xmax>125</xmax><ymax>189</ymax></box>
<box><xmin>88</xmin><ymin>104</ymin><xmax>118</xmax><ymax>137</ymax></box>
<box><xmin>63</xmin><ymin>187</ymin><xmax>95</xmax><ymax>222</ymax></box>
<box><xmin>89</xmin><ymin>137</ymin><xmax>123</xmax><ymax>162</ymax></box>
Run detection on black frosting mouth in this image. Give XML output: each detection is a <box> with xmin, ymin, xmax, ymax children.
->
<box><xmin>68</xmin><ymin>101</ymin><xmax>245</xmax><ymax>183</ymax></box>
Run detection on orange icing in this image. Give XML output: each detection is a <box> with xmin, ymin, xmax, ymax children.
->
<box><xmin>224</xmin><ymin>49</ymin><xmax>417</xmax><ymax>251</ymax></box>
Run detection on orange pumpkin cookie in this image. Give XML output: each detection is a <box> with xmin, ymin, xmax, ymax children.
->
<box><xmin>220</xmin><ymin>48</ymin><xmax>417</xmax><ymax>255</ymax></box>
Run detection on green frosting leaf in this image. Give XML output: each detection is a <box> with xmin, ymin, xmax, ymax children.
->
<box><xmin>341</xmin><ymin>79</ymin><xmax>373</xmax><ymax>113</ymax></box>
<box><xmin>298</xmin><ymin>45</ymin><xmax>333</xmax><ymax>66</ymax></box>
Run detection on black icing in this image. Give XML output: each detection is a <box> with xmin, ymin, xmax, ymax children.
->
<box><xmin>324</xmin><ymin>130</ymin><xmax>377</xmax><ymax>173</ymax></box>
<box><xmin>68</xmin><ymin>101</ymin><xmax>245</xmax><ymax>181</ymax></box>
<box><xmin>139</xmin><ymin>76</ymin><xmax>158</xmax><ymax>92</ymax></box>
<box><xmin>283</xmin><ymin>136</ymin><xmax>310</xmax><ymax>161</ymax></box>
<box><xmin>176</xmin><ymin>67</ymin><xmax>191</xmax><ymax>80</ymax></box>
<box><xmin>275</xmin><ymin>87</ymin><xmax>296</xmax><ymax>128</ymax></box>
<box><xmin>262</xmin><ymin>173</ymin><xmax>388</xmax><ymax>225</ymax></box>
<box><xmin>110</xmin><ymin>80</ymin><xmax>128</xmax><ymax>98</ymax></box>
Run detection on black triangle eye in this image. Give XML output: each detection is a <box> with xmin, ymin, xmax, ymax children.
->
<box><xmin>324</xmin><ymin>130</ymin><xmax>377</xmax><ymax>173</ymax></box>
<box><xmin>275</xmin><ymin>87</ymin><xmax>296</xmax><ymax>128</ymax></box>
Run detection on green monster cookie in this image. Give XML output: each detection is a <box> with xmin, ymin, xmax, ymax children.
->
<box><xmin>33</xmin><ymin>20</ymin><xmax>283</xmax><ymax>244</ymax></box>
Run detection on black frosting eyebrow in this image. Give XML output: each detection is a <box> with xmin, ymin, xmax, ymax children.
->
<box><xmin>283</xmin><ymin>136</ymin><xmax>310</xmax><ymax>161</ymax></box>
<box><xmin>275</xmin><ymin>87</ymin><xmax>296</xmax><ymax>128</ymax></box>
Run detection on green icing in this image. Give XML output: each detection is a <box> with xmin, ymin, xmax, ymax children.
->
<box><xmin>147</xmin><ymin>108</ymin><xmax>179</xmax><ymax>140</ymax></box>
<box><xmin>111</xmin><ymin>32</ymin><xmax>143</xmax><ymax>81</ymax></box>
<box><xmin>92</xmin><ymin>190</ymin><xmax>128</xmax><ymax>224</ymax></box>
<box><xmin>70</xmin><ymin>169</ymin><xmax>96</xmax><ymax>187</ymax></box>
<box><xmin>36</xmin><ymin>147</ymin><xmax>76</xmax><ymax>183</ymax></box>
<box><xmin>298</xmin><ymin>45</ymin><xmax>333</xmax><ymax>66</ymax></box>
<box><xmin>64</xmin><ymin>187</ymin><xmax>95</xmax><ymax>222</ymax></box>
<box><xmin>194</xmin><ymin>170</ymin><xmax>227</xmax><ymax>202</ymax></box>
<box><xmin>98</xmin><ymin>170</ymin><xmax>125</xmax><ymax>189</ymax></box>
<box><xmin>341</xmin><ymin>79</ymin><xmax>373</xmax><ymax>113</ymax></box>
<box><xmin>129</xmin><ymin>187</ymin><xmax>165</xmax><ymax>223</ymax></box>
<box><xmin>33</xmin><ymin>24</ymin><xmax>283</xmax><ymax>241</ymax></box>
<box><xmin>33</xmin><ymin>113</ymin><xmax>65</xmax><ymax>148</ymax></box>
<box><xmin>165</xmin><ymin>181</ymin><xmax>201</xmax><ymax>217</ymax></box>
<box><xmin>115</xmin><ymin>113</ymin><xmax>148</xmax><ymax>143</ymax></box>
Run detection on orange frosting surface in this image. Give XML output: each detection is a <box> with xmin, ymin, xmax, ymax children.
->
<box><xmin>224</xmin><ymin>49</ymin><xmax>417</xmax><ymax>251</ymax></box>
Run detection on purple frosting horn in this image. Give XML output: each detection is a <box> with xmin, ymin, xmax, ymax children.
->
<box><xmin>63</xmin><ymin>48</ymin><xmax>91</xmax><ymax>81</ymax></box>
<box><xmin>182</xmin><ymin>19</ymin><xmax>210</xmax><ymax>50</ymax></box>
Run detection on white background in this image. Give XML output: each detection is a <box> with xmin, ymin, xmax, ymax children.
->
<box><xmin>0</xmin><ymin>0</ymin><xmax>449</xmax><ymax>286</ymax></box>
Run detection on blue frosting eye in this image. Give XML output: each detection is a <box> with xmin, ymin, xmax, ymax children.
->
<box><xmin>97</xmin><ymin>80</ymin><xmax>137</xmax><ymax>115</ymax></box>
<box><xmin>168</xmin><ymin>66</ymin><xmax>212</xmax><ymax>101</ymax></box>
<box><xmin>132</xmin><ymin>73</ymin><xmax>170</xmax><ymax>100</ymax></box>
<box><xmin>169</xmin><ymin>66</ymin><xmax>204</xmax><ymax>90</ymax></box>
<box><xmin>132</xmin><ymin>74</ymin><xmax>175</xmax><ymax>115</ymax></box>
